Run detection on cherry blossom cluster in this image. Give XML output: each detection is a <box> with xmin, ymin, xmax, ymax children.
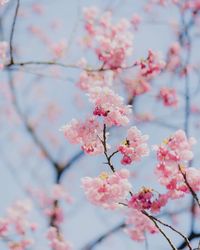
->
<box><xmin>137</xmin><ymin>50</ymin><xmax>165</xmax><ymax>79</ymax></box>
<box><xmin>123</xmin><ymin>50</ymin><xmax>165</xmax><ymax>98</ymax></box>
<box><xmin>58</xmin><ymin>4</ymin><xmax>200</xmax><ymax>247</ymax></box>
<box><xmin>47</xmin><ymin>227</ymin><xmax>72</xmax><ymax>250</ymax></box>
<box><xmin>62</xmin><ymin>113</ymin><xmax>199</xmax><ymax>243</ymax></box>
<box><xmin>81</xmin><ymin>169</ymin><xmax>131</xmax><ymax>209</ymax></box>
<box><xmin>89</xmin><ymin>87</ymin><xmax>131</xmax><ymax>126</ymax></box>
<box><xmin>118</xmin><ymin>126</ymin><xmax>149</xmax><ymax>165</ymax></box>
<box><xmin>82</xmin><ymin>7</ymin><xmax>134</xmax><ymax>69</ymax></box>
<box><xmin>131</xmin><ymin>14</ymin><xmax>142</xmax><ymax>30</ymax></box>
<box><xmin>0</xmin><ymin>200</ymin><xmax>36</xmax><ymax>250</ymax></box>
<box><xmin>166</xmin><ymin>42</ymin><xmax>181</xmax><ymax>72</ymax></box>
<box><xmin>61</xmin><ymin>116</ymin><xmax>104</xmax><ymax>155</ymax></box>
<box><xmin>77</xmin><ymin>7</ymin><xmax>165</xmax><ymax>105</ymax></box>
<box><xmin>125</xmin><ymin>208</ymin><xmax>158</xmax><ymax>241</ymax></box>
<box><xmin>128</xmin><ymin>187</ymin><xmax>168</xmax><ymax>213</ymax></box>
<box><xmin>51</xmin><ymin>40</ymin><xmax>67</xmax><ymax>59</ymax></box>
<box><xmin>62</xmin><ymin>81</ymin><xmax>131</xmax><ymax>154</ymax></box>
<box><xmin>154</xmin><ymin>130</ymin><xmax>197</xmax><ymax>198</ymax></box>
<box><xmin>158</xmin><ymin>87</ymin><xmax>178</xmax><ymax>107</ymax></box>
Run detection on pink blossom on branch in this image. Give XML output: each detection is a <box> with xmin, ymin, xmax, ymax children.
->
<box><xmin>166</xmin><ymin>42</ymin><xmax>181</xmax><ymax>72</ymax></box>
<box><xmin>81</xmin><ymin>169</ymin><xmax>131</xmax><ymax>209</ymax></box>
<box><xmin>158</xmin><ymin>87</ymin><xmax>178</xmax><ymax>107</ymax></box>
<box><xmin>47</xmin><ymin>227</ymin><xmax>72</xmax><ymax>250</ymax></box>
<box><xmin>125</xmin><ymin>208</ymin><xmax>158</xmax><ymax>241</ymax></box>
<box><xmin>51</xmin><ymin>40</ymin><xmax>67</xmax><ymax>59</ymax></box>
<box><xmin>89</xmin><ymin>87</ymin><xmax>131</xmax><ymax>126</ymax></box>
<box><xmin>81</xmin><ymin>7</ymin><xmax>134</xmax><ymax>69</ymax></box>
<box><xmin>185</xmin><ymin>167</ymin><xmax>200</xmax><ymax>192</ymax></box>
<box><xmin>0</xmin><ymin>218</ymin><xmax>8</xmax><ymax>236</ymax></box>
<box><xmin>128</xmin><ymin>187</ymin><xmax>168</xmax><ymax>213</ymax></box>
<box><xmin>61</xmin><ymin>116</ymin><xmax>104</xmax><ymax>155</ymax></box>
<box><xmin>131</xmin><ymin>14</ymin><xmax>142</xmax><ymax>30</ymax></box>
<box><xmin>154</xmin><ymin>130</ymin><xmax>197</xmax><ymax>198</ymax></box>
<box><xmin>0</xmin><ymin>200</ymin><xmax>36</xmax><ymax>250</ymax></box>
<box><xmin>137</xmin><ymin>50</ymin><xmax>165</xmax><ymax>79</ymax></box>
<box><xmin>118</xmin><ymin>126</ymin><xmax>149</xmax><ymax>165</ymax></box>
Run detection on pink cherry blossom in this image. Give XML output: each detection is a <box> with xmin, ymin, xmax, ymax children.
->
<box><xmin>0</xmin><ymin>218</ymin><xmax>9</xmax><ymax>236</ymax></box>
<box><xmin>125</xmin><ymin>208</ymin><xmax>158</xmax><ymax>241</ymax></box>
<box><xmin>128</xmin><ymin>187</ymin><xmax>168</xmax><ymax>213</ymax></box>
<box><xmin>6</xmin><ymin>200</ymin><xmax>34</xmax><ymax>235</ymax></box>
<box><xmin>0</xmin><ymin>200</ymin><xmax>36</xmax><ymax>250</ymax></box>
<box><xmin>51</xmin><ymin>40</ymin><xmax>67</xmax><ymax>59</ymax></box>
<box><xmin>154</xmin><ymin>130</ymin><xmax>196</xmax><ymax>198</ymax></box>
<box><xmin>83</xmin><ymin>6</ymin><xmax>99</xmax><ymax>22</ymax></box>
<box><xmin>118</xmin><ymin>126</ymin><xmax>149</xmax><ymax>165</ymax></box>
<box><xmin>166</xmin><ymin>42</ymin><xmax>181</xmax><ymax>71</ymax></box>
<box><xmin>131</xmin><ymin>14</ymin><xmax>142</xmax><ymax>30</ymax></box>
<box><xmin>81</xmin><ymin>7</ymin><xmax>134</xmax><ymax>69</ymax></box>
<box><xmin>184</xmin><ymin>167</ymin><xmax>200</xmax><ymax>192</ymax></box>
<box><xmin>47</xmin><ymin>227</ymin><xmax>72</xmax><ymax>250</ymax></box>
<box><xmin>61</xmin><ymin>116</ymin><xmax>104</xmax><ymax>155</ymax></box>
<box><xmin>89</xmin><ymin>87</ymin><xmax>131</xmax><ymax>126</ymax></box>
<box><xmin>158</xmin><ymin>87</ymin><xmax>178</xmax><ymax>107</ymax></box>
<box><xmin>81</xmin><ymin>169</ymin><xmax>131</xmax><ymax>209</ymax></box>
<box><xmin>32</xmin><ymin>3</ymin><xmax>44</xmax><ymax>15</ymax></box>
<box><xmin>46</xmin><ymin>207</ymin><xmax>64</xmax><ymax>225</ymax></box>
<box><xmin>137</xmin><ymin>50</ymin><xmax>165</xmax><ymax>79</ymax></box>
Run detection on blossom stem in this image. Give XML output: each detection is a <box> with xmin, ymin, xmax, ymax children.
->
<box><xmin>101</xmin><ymin>124</ymin><xmax>116</xmax><ymax>173</ymax></box>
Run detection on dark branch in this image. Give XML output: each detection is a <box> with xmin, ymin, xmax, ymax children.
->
<box><xmin>9</xmin><ymin>0</ymin><xmax>20</xmax><ymax>64</ymax></box>
<box><xmin>178</xmin><ymin>232</ymin><xmax>200</xmax><ymax>250</ymax></box>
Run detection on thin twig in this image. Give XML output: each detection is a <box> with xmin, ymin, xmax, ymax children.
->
<box><xmin>143</xmin><ymin>211</ymin><xmax>192</xmax><ymax>250</ymax></box>
<box><xmin>178</xmin><ymin>165</ymin><xmax>200</xmax><ymax>208</ymax></box>
<box><xmin>142</xmin><ymin>211</ymin><xmax>178</xmax><ymax>250</ymax></box>
<box><xmin>6</xmin><ymin>60</ymin><xmax>138</xmax><ymax>72</ymax></box>
<box><xmin>9</xmin><ymin>0</ymin><xmax>20</xmax><ymax>64</ymax></box>
<box><xmin>101</xmin><ymin>124</ymin><xmax>116</xmax><ymax>173</ymax></box>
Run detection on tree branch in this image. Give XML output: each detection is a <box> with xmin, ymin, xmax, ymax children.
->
<box><xmin>9</xmin><ymin>0</ymin><xmax>20</xmax><ymax>64</ymax></box>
